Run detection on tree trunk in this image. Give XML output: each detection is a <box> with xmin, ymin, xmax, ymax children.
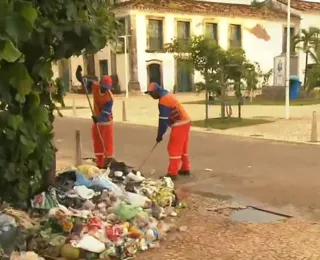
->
<box><xmin>205</xmin><ymin>84</ymin><xmax>209</xmax><ymax>127</ymax></box>
<box><xmin>304</xmin><ymin>51</ymin><xmax>309</xmax><ymax>88</ymax></box>
<box><xmin>220</xmin><ymin>73</ymin><xmax>225</xmax><ymax>119</ymax></box>
<box><xmin>204</xmin><ymin>75</ymin><xmax>209</xmax><ymax>127</ymax></box>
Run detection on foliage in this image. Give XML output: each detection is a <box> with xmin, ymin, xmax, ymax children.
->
<box><xmin>305</xmin><ymin>64</ymin><xmax>320</xmax><ymax>92</ymax></box>
<box><xmin>242</xmin><ymin>61</ymin><xmax>259</xmax><ymax>93</ymax></box>
<box><xmin>167</xmin><ymin>35</ymin><xmax>269</xmax><ymax>119</ymax></box>
<box><xmin>0</xmin><ymin>0</ymin><xmax>118</xmax><ymax>202</ymax></box>
<box><xmin>294</xmin><ymin>27</ymin><xmax>320</xmax><ymax>62</ymax></box>
<box><xmin>251</xmin><ymin>0</ymin><xmax>266</xmax><ymax>8</ymax></box>
<box><xmin>252</xmin><ymin>62</ymin><xmax>273</xmax><ymax>88</ymax></box>
<box><xmin>294</xmin><ymin>27</ymin><xmax>320</xmax><ymax>85</ymax></box>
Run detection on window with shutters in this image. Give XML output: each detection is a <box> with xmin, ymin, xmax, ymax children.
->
<box><xmin>177</xmin><ymin>21</ymin><xmax>191</xmax><ymax>51</ymax></box>
<box><xmin>282</xmin><ymin>27</ymin><xmax>295</xmax><ymax>54</ymax></box>
<box><xmin>229</xmin><ymin>24</ymin><xmax>242</xmax><ymax>48</ymax></box>
<box><xmin>116</xmin><ymin>18</ymin><xmax>126</xmax><ymax>53</ymax></box>
<box><xmin>205</xmin><ymin>22</ymin><xmax>218</xmax><ymax>43</ymax></box>
<box><xmin>147</xmin><ymin>19</ymin><xmax>164</xmax><ymax>51</ymax></box>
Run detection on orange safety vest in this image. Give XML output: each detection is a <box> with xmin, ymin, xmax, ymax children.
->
<box><xmin>159</xmin><ymin>93</ymin><xmax>191</xmax><ymax>127</ymax></box>
<box><xmin>92</xmin><ymin>81</ymin><xmax>114</xmax><ymax>122</ymax></box>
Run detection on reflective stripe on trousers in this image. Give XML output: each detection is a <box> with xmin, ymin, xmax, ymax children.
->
<box><xmin>92</xmin><ymin>123</ymin><xmax>114</xmax><ymax>167</ymax></box>
<box><xmin>97</xmin><ymin>121</ymin><xmax>112</xmax><ymax>126</ymax></box>
<box><xmin>167</xmin><ymin>122</ymin><xmax>191</xmax><ymax>175</ymax></box>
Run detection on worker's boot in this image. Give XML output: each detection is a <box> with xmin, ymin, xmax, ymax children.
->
<box><xmin>178</xmin><ymin>170</ymin><xmax>191</xmax><ymax>176</ymax></box>
<box><xmin>103</xmin><ymin>157</ymin><xmax>114</xmax><ymax>169</ymax></box>
<box><xmin>165</xmin><ymin>174</ymin><xmax>178</xmax><ymax>181</ymax></box>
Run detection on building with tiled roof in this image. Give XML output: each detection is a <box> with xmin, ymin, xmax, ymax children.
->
<box><xmin>106</xmin><ymin>0</ymin><xmax>301</xmax><ymax>92</ymax></box>
<box><xmin>53</xmin><ymin>0</ymin><xmax>320</xmax><ymax>93</ymax></box>
<box><xmin>116</xmin><ymin>0</ymin><xmax>298</xmax><ymax>20</ymax></box>
<box><xmin>276</xmin><ymin>0</ymin><xmax>320</xmax><ymax>12</ymax></box>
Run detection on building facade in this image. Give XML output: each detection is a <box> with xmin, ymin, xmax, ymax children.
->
<box><xmin>52</xmin><ymin>0</ymin><xmax>320</xmax><ymax>93</ymax></box>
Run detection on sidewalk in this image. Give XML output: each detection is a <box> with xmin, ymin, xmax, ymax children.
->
<box><xmin>60</xmin><ymin>94</ymin><xmax>320</xmax><ymax>144</ymax></box>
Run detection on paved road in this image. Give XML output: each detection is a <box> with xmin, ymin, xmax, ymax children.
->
<box><xmin>54</xmin><ymin>117</ymin><xmax>320</xmax><ymax>220</ymax></box>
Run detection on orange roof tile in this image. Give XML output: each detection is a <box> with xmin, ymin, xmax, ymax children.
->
<box><xmin>115</xmin><ymin>0</ymin><xmax>300</xmax><ymax>20</ymax></box>
<box><xmin>277</xmin><ymin>0</ymin><xmax>320</xmax><ymax>12</ymax></box>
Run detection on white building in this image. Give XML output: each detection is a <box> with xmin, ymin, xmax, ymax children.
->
<box><xmin>53</xmin><ymin>0</ymin><xmax>320</xmax><ymax>93</ymax></box>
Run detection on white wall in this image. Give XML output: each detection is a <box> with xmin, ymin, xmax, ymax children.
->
<box><xmin>116</xmin><ymin>54</ymin><xmax>129</xmax><ymax>91</ymax></box>
<box><xmin>134</xmin><ymin>10</ymin><xmax>294</xmax><ymax>92</ymax></box>
<box><xmin>52</xmin><ymin>62</ymin><xmax>59</xmax><ymax>79</ymax></box>
<box><xmin>94</xmin><ymin>47</ymin><xmax>111</xmax><ymax>79</ymax></box>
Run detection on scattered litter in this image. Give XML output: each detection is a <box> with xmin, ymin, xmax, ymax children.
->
<box><xmin>0</xmin><ymin>159</ymin><xmax>186</xmax><ymax>260</ymax></box>
<box><xmin>204</xmin><ymin>168</ymin><xmax>213</xmax><ymax>172</ymax></box>
<box><xmin>178</xmin><ymin>226</ymin><xmax>188</xmax><ymax>232</ymax></box>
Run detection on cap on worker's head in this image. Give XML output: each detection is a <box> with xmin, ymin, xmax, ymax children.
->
<box><xmin>101</xmin><ymin>75</ymin><xmax>112</xmax><ymax>86</ymax></box>
<box><xmin>144</xmin><ymin>82</ymin><xmax>160</xmax><ymax>94</ymax></box>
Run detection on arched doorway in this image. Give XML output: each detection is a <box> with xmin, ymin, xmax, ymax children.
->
<box><xmin>146</xmin><ymin>60</ymin><xmax>163</xmax><ymax>86</ymax></box>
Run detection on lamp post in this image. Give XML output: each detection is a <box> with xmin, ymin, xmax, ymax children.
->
<box><xmin>285</xmin><ymin>0</ymin><xmax>291</xmax><ymax>119</ymax></box>
<box><xmin>118</xmin><ymin>35</ymin><xmax>131</xmax><ymax>99</ymax></box>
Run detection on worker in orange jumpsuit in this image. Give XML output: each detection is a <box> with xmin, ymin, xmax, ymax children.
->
<box><xmin>84</xmin><ymin>76</ymin><xmax>114</xmax><ymax>168</ymax></box>
<box><xmin>145</xmin><ymin>83</ymin><xmax>191</xmax><ymax>180</ymax></box>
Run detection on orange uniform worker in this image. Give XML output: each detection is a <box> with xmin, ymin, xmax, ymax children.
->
<box><xmin>86</xmin><ymin>76</ymin><xmax>114</xmax><ymax>168</ymax></box>
<box><xmin>145</xmin><ymin>83</ymin><xmax>191</xmax><ymax>180</ymax></box>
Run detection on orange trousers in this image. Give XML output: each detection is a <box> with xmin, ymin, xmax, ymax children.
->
<box><xmin>91</xmin><ymin>123</ymin><xmax>114</xmax><ymax>168</ymax></box>
<box><xmin>167</xmin><ymin>123</ymin><xmax>191</xmax><ymax>175</ymax></box>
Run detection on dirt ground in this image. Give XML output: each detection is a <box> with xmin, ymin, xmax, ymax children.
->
<box><xmin>136</xmin><ymin>194</ymin><xmax>320</xmax><ymax>260</ymax></box>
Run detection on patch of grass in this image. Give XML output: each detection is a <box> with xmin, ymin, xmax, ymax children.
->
<box><xmin>58</xmin><ymin>106</ymin><xmax>88</xmax><ymax>110</ymax></box>
<box><xmin>184</xmin><ymin>97</ymin><xmax>320</xmax><ymax>106</ymax></box>
<box><xmin>192</xmin><ymin>117</ymin><xmax>272</xmax><ymax>130</ymax></box>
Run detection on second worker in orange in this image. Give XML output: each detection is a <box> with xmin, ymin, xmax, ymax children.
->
<box><xmin>145</xmin><ymin>83</ymin><xmax>191</xmax><ymax>180</ymax></box>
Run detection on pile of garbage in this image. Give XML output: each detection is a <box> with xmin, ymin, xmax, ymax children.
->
<box><xmin>0</xmin><ymin>160</ymin><xmax>186</xmax><ymax>260</ymax></box>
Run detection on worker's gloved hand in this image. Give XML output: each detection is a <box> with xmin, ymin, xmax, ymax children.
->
<box><xmin>91</xmin><ymin>116</ymin><xmax>98</xmax><ymax>123</ymax></box>
<box><xmin>156</xmin><ymin>136</ymin><xmax>163</xmax><ymax>143</ymax></box>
